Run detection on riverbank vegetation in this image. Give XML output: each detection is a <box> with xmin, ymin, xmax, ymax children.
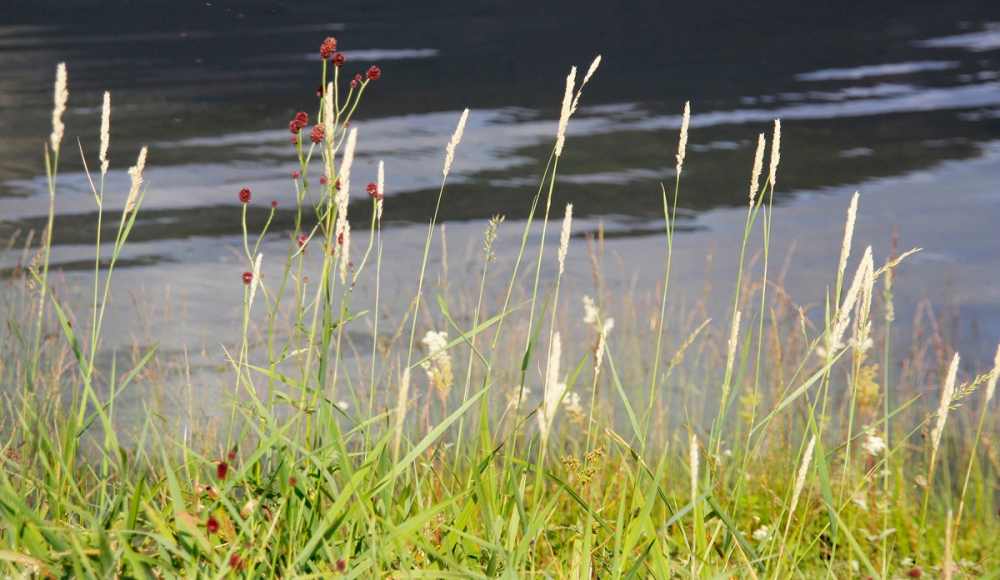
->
<box><xmin>2</xmin><ymin>40</ymin><xmax>999</xmax><ymax>578</ymax></box>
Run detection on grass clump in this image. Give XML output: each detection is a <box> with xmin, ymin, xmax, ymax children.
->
<box><xmin>2</xmin><ymin>38</ymin><xmax>999</xmax><ymax>578</ymax></box>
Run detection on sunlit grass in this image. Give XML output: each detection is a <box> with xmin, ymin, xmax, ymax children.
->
<box><xmin>1</xmin><ymin>38</ymin><xmax>999</xmax><ymax>579</ymax></box>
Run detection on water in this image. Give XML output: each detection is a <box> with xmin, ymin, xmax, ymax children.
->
<box><xmin>2</xmin><ymin>2</ymin><xmax>999</xmax><ymax>401</ymax></box>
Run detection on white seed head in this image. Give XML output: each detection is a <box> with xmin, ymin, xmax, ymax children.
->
<box><xmin>339</xmin><ymin>221</ymin><xmax>350</xmax><ymax>284</ymax></box>
<box><xmin>100</xmin><ymin>91</ymin><xmax>111</xmax><ymax>176</ymax></box>
<box><xmin>248</xmin><ymin>252</ymin><xmax>263</xmax><ymax>310</ymax></box>
<box><xmin>50</xmin><ymin>63</ymin><xmax>68</xmax><ymax>155</ymax></box>
<box><xmin>839</xmin><ymin>192</ymin><xmax>860</xmax><ymax>282</ymax></box>
<box><xmin>125</xmin><ymin>146</ymin><xmax>148</xmax><ymax>214</ymax></box>
<box><xmin>443</xmin><ymin>108</ymin><xmax>469</xmax><ymax>178</ymax></box>
<box><xmin>862</xmin><ymin>429</ymin><xmax>886</xmax><ymax>456</ymax></box>
<box><xmin>768</xmin><ymin>119</ymin><xmax>781</xmax><ymax>189</ymax></box>
<box><xmin>931</xmin><ymin>353</ymin><xmax>960</xmax><ymax>460</ymax></box>
<box><xmin>582</xmin><ymin>295</ymin><xmax>599</xmax><ymax>326</ymax></box>
<box><xmin>324</xmin><ymin>82</ymin><xmax>334</xmax><ymax>140</ymax></box>
<box><xmin>830</xmin><ymin>246</ymin><xmax>872</xmax><ymax>354</ymax></box>
<box><xmin>987</xmin><ymin>343</ymin><xmax>1000</xmax><ymax>403</ymax></box>
<box><xmin>557</xmin><ymin>203</ymin><xmax>573</xmax><ymax>275</ymax></box>
<box><xmin>570</xmin><ymin>56</ymin><xmax>600</xmax><ymax>115</ymax></box>
<box><xmin>539</xmin><ymin>332</ymin><xmax>567</xmax><ymax>443</ymax></box>
<box><xmin>676</xmin><ymin>101</ymin><xmax>690</xmax><ymax>176</ymax></box>
<box><xmin>555</xmin><ymin>66</ymin><xmax>577</xmax><ymax>158</ymax></box>
<box><xmin>749</xmin><ymin>133</ymin><xmax>765</xmax><ymax>206</ymax></box>
<box><xmin>726</xmin><ymin>310</ymin><xmax>741</xmax><ymax>379</ymax></box>
<box><xmin>789</xmin><ymin>435</ymin><xmax>816</xmax><ymax>515</ymax></box>
<box><xmin>689</xmin><ymin>432</ymin><xmax>700</xmax><ymax>496</ymax></box>
<box><xmin>394</xmin><ymin>366</ymin><xmax>411</xmax><ymax>458</ymax></box>
<box><xmin>376</xmin><ymin>160</ymin><xmax>385</xmax><ymax>220</ymax></box>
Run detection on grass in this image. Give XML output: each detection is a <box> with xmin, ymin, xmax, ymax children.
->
<box><xmin>2</xmin><ymin>40</ymin><xmax>1000</xmax><ymax>579</ymax></box>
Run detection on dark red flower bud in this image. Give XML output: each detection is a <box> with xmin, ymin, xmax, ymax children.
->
<box><xmin>317</xmin><ymin>84</ymin><xmax>324</xmax><ymax>98</ymax></box>
<box><xmin>310</xmin><ymin>125</ymin><xmax>324</xmax><ymax>144</ymax></box>
<box><xmin>355</xmin><ymin>74</ymin><xmax>363</xmax><ymax>82</ymax></box>
<box><xmin>320</xmin><ymin>37</ymin><xmax>337</xmax><ymax>59</ymax></box>
<box><xmin>319</xmin><ymin>176</ymin><xmax>327</xmax><ymax>185</ymax></box>
<box><xmin>298</xmin><ymin>235</ymin><xmax>308</xmax><ymax>248</ymax></box>
<box><xmin>239</xmin><ymin>188</ymin><xmax>251</xmax><ymax>203</ymax></box>
<box><xmin>217</xmin><ymin>461</ymin><xmax>229</xmax><ymax>480</ymax></box>
<box><xmin>338</xmin><ymin>233</ymin><xmax>344</xmax><ymax>246</ymax></box>
<box><xmin>229</xmin><ymin>553</ymin><xmax>245</xmax><ymax>570</ymax></box>
<box><xmin>289</xmin><ymin>476</ymin><xmax>297</xmax><ymax>486</ymax></box>
<box><xmin>332</xmin><ymin>53</ymin><xmax>346</xmax><ymax>67</ymax></box>
<box><xmin>295</xmin><ymin>111</ymin><xmax>308</xmax><ymax>127</ymax></box>
<box><xmin>291</xmin><ymin>136</ymin><xmax>299</xmax><ymax>144</ymax></box>
<box><xmin>206</xmin><ymin>515</ymin><xmax>220</xmax><ymax>534</ymax></box>
<box><xmin>242</xmin><ymin>272</ymin><xmax>253</xmax><ymax>285</ymax></box>
<box><xmin>289</xmin><ymin>120</ymin><xmax>300</xmax><ymax>134</ymax></box>
<box><xmin>336</xmin><ymin>559</ymin><xmax>346</xmax><ymax>571</ymax></box>
<box><xmin>344</xmin><ymin>121</ymin><xmax>350</xmax><ymax>127</ymax></box>
<box><xmin>349</xmin><ymin>80</ymin><xmax>357</xmax><ymax>89</ymax></box>
<box><xmin>292</xmin><ymin>171</ymin><xmax>299</xmax><ymax>179</ymax></box>
<box><xmin>271</xmin><ymin>200</ymin><xmax>278</xmax><ymax>208</ymax></box>
<box><xmin>366</xmin><ymin>182</ymin><xmax>382</xmax><ymax>200</ymax></box>
<box><xmin>366</xmin><ymin>66</ymin><xmax>381</xmax><ymax>81</ymax></box>
<box><xmin>907</xmin><ymin>568</ymin><xmax>922</xmax><ymax>579</ymax></box>
<box><xmin>334</xmin><ymin>179</ymin><xmax>341</xmax><ymax>190</ymax></box>
<box><xmin>227</xmin><ymin>449</ymin><xmax>237</xmax><ymax>462</ymax></box>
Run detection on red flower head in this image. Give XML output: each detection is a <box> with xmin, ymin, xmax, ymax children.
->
<box><xmin>319</xmin><ymin>176</ymin><xmax>327</xmax><ymax>185</ymax></box>
<box><xmin>320</xmin><ymin>37</ymin><xmax>337</xmax><ymax>59</ymax></box>
<box><xmin>227</xmin><ymin>449</ymin><xmax>237</xmax><ymax>462</ymax></box>
<box><xmin>334</xmin><ymin>179</ymin><xmax>341</xmax><ymax>190</ymax></box>
<box><xmin>239</xmin><ymin>188</ymin><xmax>251</xmax><ymax>203</ymax></box>
<box><xmin>290</xmin><ymin>136</ymin><xmax>299</xmax><ymax>145</ymax></box>
<box><xmin>295</xmin><ymin>111</ymin><xmax>309</xmax><ymax>127</ymax></box>
<box><xmin>366</xmin><ymin>66</ymin><xmax>381</xmax><ymax>81</ymax></box>
<box><xmin>355</xmin><ymin>74</ymin><xmax>363</xmax><ymax>82</ymax></box>
<box><xmin>289</xmin><ymin>120</ymin><xmax>300</xmax><ymax>134</ymax></box>
<box><xmin>298</xmin><ymin>235</ymin><xmax>308</xmax><ymax>248</ymax></box>
<box><xmin>289</xmin><ymin>476</ymin><xmax>297</xmax><ymax>486</ymax></box>
<box><xmin>317</xmin><ymin>84</ymin><xmax>324</xmax><ymax>98</ymax></box>
<box><xmin>310</xmin><ymin>125</ymin><xmax>324</xmax><ymax>144</ymax></box>
<box><xmin>292</xmin><ymin>171</ymin><xmax>299</xmax><ymax>179</ymax></box>
<box><xmin>229</xmin><ymin>553</ymin><xmax>245</xmax><ymax>571</ymax></box>
<box><xmin>332</xmin><ymin>53</ymin><xmax>346</xmax><ymax>67</ymax></box>
<box><xmin>337</xmin><ymin>232</ymin><xmax>344</xmax><ymax>246</ymax></box>
<box><xmin>336</xmin><ymin>559</ymin><xmax>346</xmax><ymax>572</ymax></box>
<box><xmin>242</xmin><ymin>271</ymin><xmax>253</xmax><ymax>285</ymax></box>
<box><xmin>206</xmin><ymin>515</ymin><xmax>220</xmax><ymax>534</ymax></box>
<box><xmin>217</xmin><ymin>460</ymin><xmax>229</xmax><ymax>480</ymax></box>
<box><xmin>906</xmin><ymin>568</ymin><xmax>921</xmax><ymax>579</ymax></box>
<box><xmin>344</xmin><ymin>121</ymin><xmax>350</xmax><ymax>127</ymax></box>
<box><xmin>349</xmin><ymin>80</ymin><xmax>357</xmax><ymax>89</ymax></box>
<box><xmin>366</xmin><ymin>182</ymin><xmax>382</xmax><ymax>200</ymax></box>
<box><xmin>271</xmin><ymin>200</ymin><xmax>278</xmax><ymax>208</ymax></box>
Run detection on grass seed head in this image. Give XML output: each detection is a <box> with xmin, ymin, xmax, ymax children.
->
<box><xmin>50</xmin><ymin>63</ymin><xmax>68</xmax><ymax>155</ymax></box>
<box><xmin>100</xmin><ymin>91</ymin><xmax>111</xmax><ymax>175</ymax></box>
<box><xmin>676</xmin><ymin>101</ymin><xmax>690</xmax><ymax>176</ymax></box>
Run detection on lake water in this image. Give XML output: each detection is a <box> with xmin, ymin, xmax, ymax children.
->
<box><xmin>2</xmin><ymin>2</ymin><xmax>999</xmax><ymax>405</ymax></box>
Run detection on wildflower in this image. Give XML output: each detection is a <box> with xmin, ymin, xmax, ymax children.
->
<box><xmin>752</xmin><ymin>525</ymin><xmax>769</xmax><ymax>541</ymax></box>
<box><xmin>337</xmin><ymin>232</ymin><xmax>344</xmax><ymax>245</ymax></box>
<box><xmin>675</xmin><ymin>101</ymin><xmax>690</xmax><ymax>176</ymax></box>
<box><xmin>310</xmin><ymin>125</ymin><xmax>324</xmax><ymax>144</ymax></box>
<box><xmin>206</xmin><ymin>515</ymin><xmax>220</xmax><ymax>534</ymax></box>
<box><xmin>217</xmin><ymin>460</ymin><xmax>229</xmax><ymax>480</ymax></box>
<box><xmin>289</xmin><ymin>120</ymin><xmax>301</xmax><ymax>134</ymax></box>
<box><xmin>238</xmin><ymin>187</ymin><xmax>251</xmax><ymax>203</ymax></box>
<box><xmin>295</xmin><ymin>111</ymin><xmax>308</xmax><ymax>127</ymax></box>
<box><xmin>50</xmin><ymin>63</ymin><xmax>68</xmax><ymax>155</ymax></box>
<box><xmin>366</xmin><ymin>182</ymin><xmax>381</xmax><ymax>200</ymax></box>
<box><xmin>298</xmin><ymin>235</ymin><xmax>308</xmax><ymax>248</ymax></box>
<box><xmin>557</xmin><ymin>203</ymin><xmax>572</xmax><ymax>275</ymax></box>
<box><xmin>336</xmin><ymin>559</ymin><xmax>346</xmax><ymax>572</ymax></box>
<box><xmin>320</xmin><ymin>176</ymin><xmax>327</xmax><ymax>185</ymax></box>
<box><xmin>290</xmin><ymin>136</ymin><xmax>298</xmax><ymax>144</ymax></box>
<box><xmin>749</xmin><ymin>132</ymin><xmax>765</xmax><ymax>205</ymax></box>
<box><xmin>289</xmin><ymin>476</ymin><xmax>297</xmax><ymax>486</ymax></box>
<box><xmin>862</xmin><ymin>430</ymin><xmax>886</xmax><ymax>456</ymax></box>
<box><xmin>316</xmin><ymin>84</ymin><xmax>324</xmax><ymax>98</ymax></box>
<box><xmin>906</xmin><ymin>567</ymin><xmax>922</xmax><ymax>578</ymax></box>
<box><xmin>271</xmin><ymin>200</ymin><xmax>277</xmax><ymax>208</ymax></box>
<box><xmin>229</xmin><ymin>553</ymin><xmax>245</xmax><ymax>571</ymax></box>
<box><xmin>355</xmin><ymin>74</ymin><xmax>363</xmax><ymax>82</ymax></box>
<box><xmin>227</xmin><ymin>450</ymin><xmax>237</xmax><ymax>461</ymax></box>
<box><xmin>320</xmin><ymin>37</ymin><xmax>337</xmax><ymax>59</ymax></box>
<box><xmin>332</xmin><ymin>52</ymin><xmax>346</xmax><ymax>67</ymax></box>
<box><xmin>350</xmin><ymin>80</ymin><xmax>358</xmax><ymax>88</ymax></box>
<box><xmin>366</xmin><ymin>66</ymin><xmax>380</xmax><ymax>80</ymax></box>
<box><xmin>334</xmin><ymin>178</ymin><xmax>340</xmax><ymax>189</ymax></box>
<box><xmin>100</xmin><ymin>91</ymin><xmax>110</xmax><ymax>175</ymax></box>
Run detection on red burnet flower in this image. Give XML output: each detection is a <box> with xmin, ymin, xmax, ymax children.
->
<box><xmin>349</xmin><ymin>80</ymin><xmax>357</xmax><ymax>89</ymax></box>
<box><xmin>320</xmin><ymin>37</ymin><xmax>337</xmax><ymax>59</ymax></box>
<box><xmin>206</xmin><ymin>515</ymin><xmax>220</xmax><ymax>534</ymax></box>
<box><xmin>292</xmin><ymin>171</ymin><xmax>299</xmax><ymax>179</ymax></box>
<box><xmin>289</xmin><ymin>476</ymin><xmax>297</xmax><ymax>486</ymax></box>
<box><xmin>229</xmin><ymin>553</ymin><xmax>246</xmax><ymax>571</ymax></box>
<box><xmin>906</xmin><ymin>568</ymin><xmax>921</xmax><ymax>579</ymax></box>
<box><xmin>344</xmin><ymin>121</ymin><xmax>350</xmax><ymax>127</ymax></box>
<box><xmin>238</xmin><ymin>188</ymin><xmax>251</xmax><ymax>203</ymax></box>
<box><xmin>227</xmin><ymin>449</ymin><xmax>237</xmax><ymax>462</ymax></box>
<box><xmin>289</xmin><ymin>120</ymin><xmax>300</xmax><ymax>134</ymax></box>
<box><xmin>217</xmin><ymin>461</ymin><xmax>229</xmax><ymax>480</ymax></box>
<box><xmin>332</xmin><ymin>52</ymin><xmax>346</xmax><ymax>67</ymax></box>
<box><xmin>271</xmin><ymin>200</ymin><xmax>278</xmax><ymax>208</ymax></box>
<box><xmin>316</xmin><ymin>84</ymin><xmax>324</xmax><ymax>98</ymax></box>
<box><xmin>337</xmin><ymin>232</ymin><xmax>344</xmax><ymax>246</ymax></box>
<box><xmin>242</xmin><ymin>271</ymin><xmax>253</xmax><ymax>285</ymax></box>
<box><xmin>310</xmin><ymin>125</ymin><xmax>324</xmax><ymax>144</ymax></box>
<box><xmin>366</xmin><ymin>66</ymin><xmax>381</xmax><ymax>81</ymax></box>
<box><xmin>336</xmin><ymin>559</ymin><xmax>346</xmax><ymax>572</ymax></box>
<box><xmin>295</xmin><ymin>111</ymin><xmax>308</xmax><ymax>127</ymax></box>
<box><xmin>366</xmin><ymin>182</ymin><xmax>382</xmax><ymax>200</ymax></box>
<box><xmin>334</xmin><ymin>179</ymin><xmax>341</xmax><ymax>190</ymax></box>
<box><xmin>290</xmin><ymin>136</ymin><xmax>298</xmax><ymax>145</ymax></box>
<box><xmin>319</xmin><ymin>176</ymin><xmax>327</xmax><ymax>185</ymax></box>
<box><xmin>298</xmin><ymin>235</ymin><xmax>308</xmax><ymax>248</ymax></box>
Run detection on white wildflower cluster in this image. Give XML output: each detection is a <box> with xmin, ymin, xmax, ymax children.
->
<box><xmin>752</xmin><ymin>525</ymin><xmax>769</xmax><ymax>542</ymax></box>
<box><xmin>421</xmin><ymin>330</ymin><xmax>453</xmax><ymax>396</ymax></box>
<box><xmin>583</xmin><ymin>295</ymin><xmax>615</xmax><ymax>379</ymax></box>
<box><xmin>862</xmin><ymin>429</ymin><xmax>886</xmax><ymax>456</ymax></box>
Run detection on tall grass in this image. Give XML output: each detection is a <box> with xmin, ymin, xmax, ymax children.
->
<box><xmin>2</xmin><ymin>40</ymin><xmax>999</xmax><ymax>578</ymax></box>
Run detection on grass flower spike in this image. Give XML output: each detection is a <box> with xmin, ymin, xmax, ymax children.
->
<box><xmin>125</xmin><ymin>146</ymin><xmax>148</xmax><ymax>214</ymax></box>
<box><xmin>50</xmin><ymin>63</ymin><xmax>68</xmax><ymax>155</ymax></box>
<box><xmin>839</xmin><ymin>192</ymin><xmax>860</xmax><ymax>282</ymax></box>
<box><xmin>100</xmin><ymin>92</ymin><xmax>111</xmax><ymax>176</ymax></box>
<box><xmin>376</xmin><ymin>160</ymin><xmax>385</xmax><ymax>220</ymax></box>
<box><xmin>749</xmin><ymin>132</ymin><xmax>765</xmax><ymax>205</ymax></box>
<box><xmin>554</xmin><ymin>67</ymin><xmax>577</xmax><ymax>158</ymax></box>
<box><xmin>557</xmin><ymin>203</ymin><xmax>572</xmax><ymax>275</ymax></box>
<box><xmin>769</xmin><ymin>119</ymin><xmax>781</xmax><ymax>188</ymax></box>
<box><xmin>443</xmin><ymin>108</ymin><xmax>469</xmax><ymax>178</ymax></box>
<box><xmin>676</xmin><ymin>101</ymin><xmax>690</xmax><ymax>176</ymax></box>
<box><xmin>931</xmin><ymin>353</ymin><xmax>960</xmax><ymax>464</ymax></box>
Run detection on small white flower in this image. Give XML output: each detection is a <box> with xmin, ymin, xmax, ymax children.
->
<box><xmin>336</xmin><ymin>401</ymin><xmax>349</xmax><ymax>410</ymax></box>
<box><xmin>562</xmin><ymin>391</ymin><xmax>583</xmax><ymax>416</ymax></box>
<box><xmin>582</xmin><ymin>295</ymin><xmax>599</xmax><ymax>326</ymax></box>
<box><xmin>849</xmin><ymin>560</ymin><xmax>859</xmax><ymax>573</ymax></box>
<box><xmin>901</xmin><ymin>558</ymin><xmax>915</xmax><ymax>567</ymax></box>
<box><xmin>752</xmin><ymin>526</ymin><xmax>769</xmax><ymax>542</ymax></box>
<box><xmin>862</xmin><ymin>430</ymin><xmax>887</xmax><ymax>456</ymax></box>
<box><xmin>851</xmin><ymin>495</ymin><xmax>868</xmax><ymax>511</ymax></box>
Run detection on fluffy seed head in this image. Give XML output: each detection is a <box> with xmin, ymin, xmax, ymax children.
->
<box><xmin>931</xmin><ymin>353</ymin><xmax>960</xmax><ymax>461</ymax></box>
<box><xmin>689</xmin><ymin>432</ymin><xmax>700</xmax><ymax>496</ymax></box>
<box><xmin>443</xmin><ymin>108</ymin><xmax>469</xmax><ymax>178</ymax></box>
<box><xmin>987</xmin><ymin>343</ymin><xmax>1000</xmax><ymax>403</ymax></box>
<box><xmin>839</xmin><ymin>192</ymin><xmax>860</xmax><ymax>282</ymax></box>
<box><xmin>554</xmin><ymin>66</ymin><xmax>577</xmax><ymax>158</ymax></box>
<box><xmin>248</xmin><ymin>253</ymin><xmax>263</xmax><ymax>309</ymax></box>
<box><xmin>50</xmin><ymin>63</ymin><xmax>68</xmax><ymax>155</ymax></box>
<box><xmin>789</xmin><ymin>435</ymin><xmax>816</xmax><ymax>516</ymax></box>
<box><xmin>557</xmin><ymin>203</ymin><xmax>573</xmax><ymax>275</ymax></box>
<box><xmin>539</xmin><ymin>332</ymin><xmax>567</xmax><ymax>443</ymax></box>
<box><xmin>125</xmin><ymin>146</ymin><xmax>148</xmax><ymax>214</ymax></box>
<box><xmin>749</xmin><ymin>133</ymin><xmax>765</xmax><ymax>206</ymax></box>
<box><xmin>393</xmin><ymin>366</ymin><xmax>411</xmax><ymax>458</ymax></box>
<box><xmin>676</xmin><ymin>101</ymin><xmax>690</xmax><ymax>176</ymax></box>
<box><xmin>376</xmin><ymin>160</ymin><xmax>385</xmax><ymax>220</ymax></box>
<box><xmin>100</xmin><ymin>91</ymin><xmax>111</xmax><ymax>175</ymax></box>
<box><xmin>726</xmin><ymin>310</ymin><xmax>741</xmax><ymax>380</ymax></box>
<box><xmin>366</xmin><ymin>66</ymin><xmax>381</xmax><ymax>81</ymax></box>
<box><xmin>768</xmin><ymin>119</ymin><xmax>781</xmax><ymax>189</ymax></box>
<box><xmin>570</xmin><ymin>56</ymin><xmax>601</xmax><ymax>115</ymax></box>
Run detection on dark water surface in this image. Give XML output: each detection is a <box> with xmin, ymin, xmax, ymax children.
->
<box><xmin>2</xmin><ymin>1</ymin><xmax>1000</xmax><ymax>401</ymax></box>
